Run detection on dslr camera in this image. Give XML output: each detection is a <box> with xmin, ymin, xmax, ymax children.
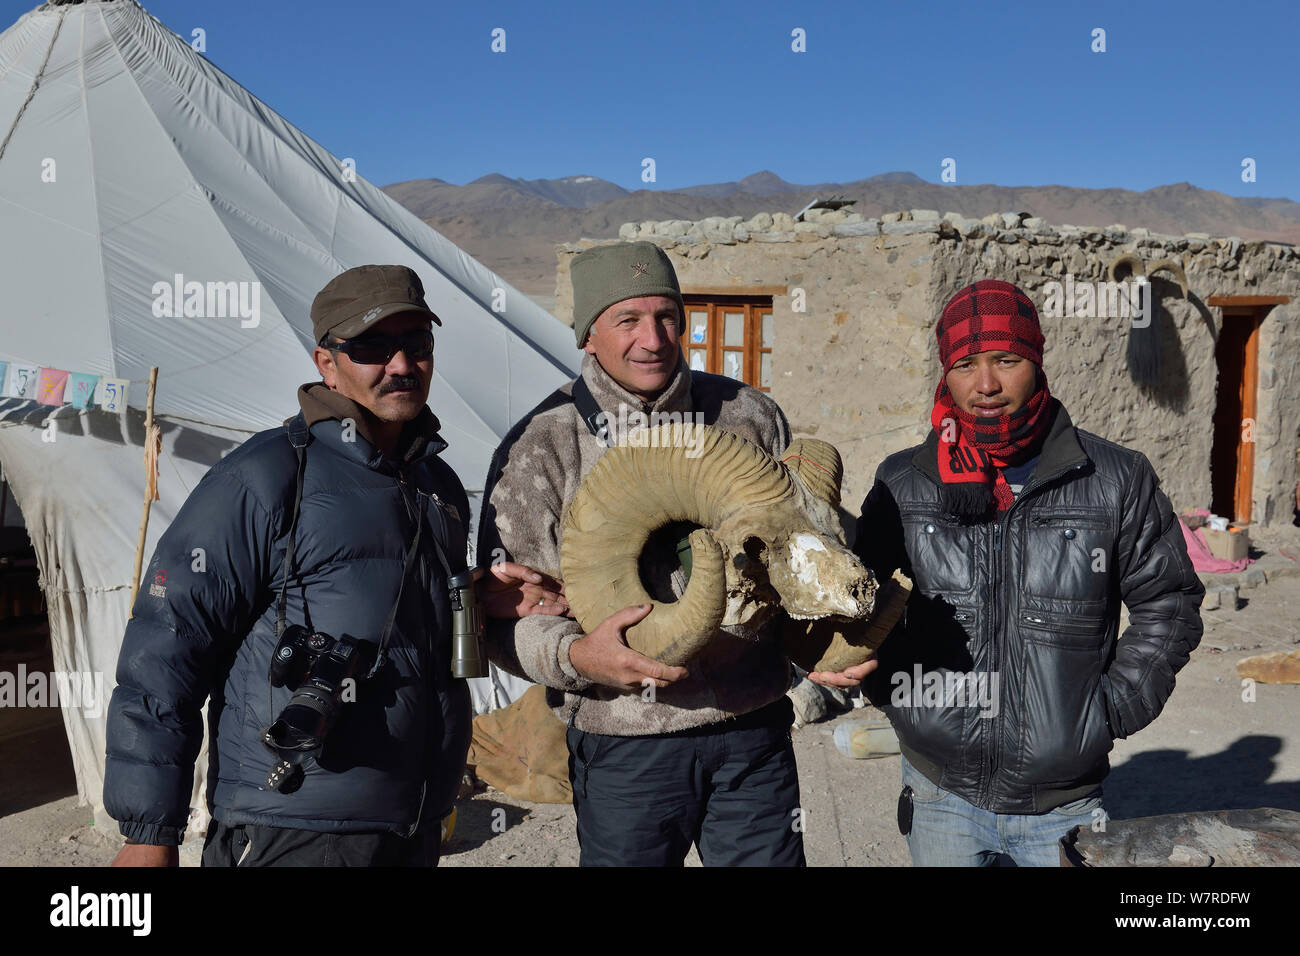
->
<box><xmin>261</xmin><ymin>625</ymin><xmax>375</xmax><ymax>793</ymax></box>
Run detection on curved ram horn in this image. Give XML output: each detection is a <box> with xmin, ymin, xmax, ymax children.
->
<box><xmin>781</xmin><ymin>571</ymin><xmax>912</xmax><ymax>673</ymax></box>
<box><xmin>561</xmin><ymin>424</ymin><xmax>795</xmax><ymax>665</ymax></box>
<box><xmin>781</xmin><ymin>438</ymin><xmax>844</xmax><ymax>509</ymax></box>
<box><xmin>1146</xmin><ymin>257</ymin><xmax>1189</xmax><ymax>297</ymax></box>
<box><xmin>1107</xmin><ymin>252</ymin><xmax>1146</xmax><ymax>284</ymax></box>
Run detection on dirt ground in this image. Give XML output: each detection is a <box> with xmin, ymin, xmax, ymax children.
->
<box><xmin>3</xmin><ymin>524</ymin><xmax>1298</xmax><ymax>868</ymax></box>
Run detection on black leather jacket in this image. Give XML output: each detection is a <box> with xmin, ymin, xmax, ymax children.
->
<box><xmin>854</xmin><ymin>400</ymin><xmax>1204</xmax><ymax>813</ymax></box>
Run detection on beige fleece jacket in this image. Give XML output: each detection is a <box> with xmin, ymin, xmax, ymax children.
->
<box><xmin>478</xmin><ymin>353</ymin><xmax>793</xmax><ymax>735</ymax></box>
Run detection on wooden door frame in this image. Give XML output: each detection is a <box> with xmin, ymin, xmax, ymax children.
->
<box><xmin>1229</xmin><ymin>308</ymin><xmax>1260</xmax><ymax>524</ymax></box>
<box><xmin>1207</xmin><ymin>295</ymin><xmax>1290</xmax><ymax>524</ymax></box>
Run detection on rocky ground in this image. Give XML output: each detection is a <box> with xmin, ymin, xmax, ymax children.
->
<box><xmin>2</xmin><ymin>525</ymin><xmax>1297</xmax><ymax>868</ymax></box>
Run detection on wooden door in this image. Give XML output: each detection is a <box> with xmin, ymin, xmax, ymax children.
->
<box><xmin>1209</xmin><ymin>309</ymin><xmax>1261</xmax><ymax>523</ymax></box>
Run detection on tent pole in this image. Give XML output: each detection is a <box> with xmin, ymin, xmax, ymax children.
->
<box><xmin>129</xmin><ymin>367</ymin><xmax>160</xmax><ymax>616</ymax></box>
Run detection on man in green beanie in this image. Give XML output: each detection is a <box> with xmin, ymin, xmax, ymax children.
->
<box><xmin>479</xmin><ymin>241</ymin><xmax>805</xmax><ymax>866</ymax></box>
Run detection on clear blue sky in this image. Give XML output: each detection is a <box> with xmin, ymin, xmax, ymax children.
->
<box><xmin>5</xmin><ymin>0</ymin><xmax>1297</xmax><ymax>198</ymax></box>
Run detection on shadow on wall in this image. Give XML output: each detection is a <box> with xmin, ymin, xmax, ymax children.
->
<box><xmin>1128</xmin><ymin>280</ymin><xmax>1218</xmax><ymax>413</ymax></box>
<box><xmin>1105</xmin><ymin>735</ymin><xmax>1300</xmax><ymax>819</ymax></box>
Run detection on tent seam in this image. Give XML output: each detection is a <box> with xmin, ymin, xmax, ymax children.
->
<box><xmin>115</xmin><ymin>5</ymin><xmax>342</xmax><ymax>261</ymax></box>
<box><xmin>112</xmin><ymin>4</ymin><xmax>573</xmax><ymax>378</ymax></box>
<box><xmin>0</xmin><ymin>193</ymin><xmax>98</xmax><ymax>237</ymax></box>
<box><xmin>0</xmin><ymin>7</ymin><xmax>62</xmax><ymax>164</ymax></box>
<box><xmin>79</xmin><ymin>8</ymin><xmax>119</xmax><ymax>382</ymax></box>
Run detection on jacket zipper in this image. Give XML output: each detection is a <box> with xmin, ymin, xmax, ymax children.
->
<box><xmin>978</xmin><ymin>460</ymin><xmax>1088</xmax><ymax>807</ymax></box>
<box><xmin>984</xmin><ymin>517</ymin><xmax>1002</xmax><ymax>806</ymax></box>
<box><xmin>1021</xmin><ymin>611</ymin><xmax>1101</xmax><ymax>633</ymax></box>
<box><xmin>1030</xmin><ymin>514</ymin><xmax>1108</xmax><ymax>528</ymax></box>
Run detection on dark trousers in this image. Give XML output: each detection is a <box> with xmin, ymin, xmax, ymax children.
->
<box><xmin>566</xmin><ymin>698</ymin><xmax>806</xmax><ymax>867</ymax></box>
<box><xmin>201</xmin><ymin>818</ymin><xmax>441</xmax><ymax>867</ymax></box>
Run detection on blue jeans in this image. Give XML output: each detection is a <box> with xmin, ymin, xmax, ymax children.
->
<box><xmin>901</xmin><ymin>754</ymin><xmax>1104</xmax><ymax>867</ymax></box>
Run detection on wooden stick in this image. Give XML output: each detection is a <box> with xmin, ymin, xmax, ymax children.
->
<box><xmin>129</xmin><ymin>367</ymin><xmax>159</xmax><ymax>615</ymax></box>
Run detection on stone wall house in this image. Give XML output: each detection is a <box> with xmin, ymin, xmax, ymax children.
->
<box><xmin>554</xmin><ymin>210</ymin><xmax>1300</xmax><ymax>526</ymax></box>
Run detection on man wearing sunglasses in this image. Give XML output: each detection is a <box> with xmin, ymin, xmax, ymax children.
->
<box><xmin>105</xmin><ymin>264</ymin><xmax>565</xmax><ymax>867</ymax></box>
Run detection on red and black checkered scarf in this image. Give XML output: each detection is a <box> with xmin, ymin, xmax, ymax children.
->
<box><xmin>931</xmin><ymin>280</ymin><xmax>1052</xmax><ymax>518</ymax></box>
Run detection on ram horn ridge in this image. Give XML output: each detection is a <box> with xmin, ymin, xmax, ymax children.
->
<box><xmin>781</xmin><ymin>438</ymin><xmax>843</xmax><ymax>509</ymax></box>
<box><xmin>561</xmin><ymin>424</ymin><xmax>794</xmax><ymax>666</ymax></box>
<box><xmin>1106</xmin><ymin>252</ymin><xmax>1146</xmax><ymax>284</ymax></box>
<box><xmin>1146</xmin><ymin>257</ymin><xmax>1190</xmax><ymax>298</ymax></box>
<box><xmin>1106</xmin><ymin>252</ymin><xmax>1189</xmax><ymax>298</ymax></box>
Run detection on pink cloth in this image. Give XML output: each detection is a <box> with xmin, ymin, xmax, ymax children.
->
<box><xmin>36</xmin><ymin>367</ymin><xmax>69</xmax><ymax>406</ymax></box>
<box><xmin>1179</xmin><ymin>509</ymin><xmax>1251</xmax><ymax>573</ymax></box>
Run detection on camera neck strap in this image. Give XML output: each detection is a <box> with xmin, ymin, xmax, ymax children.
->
<box><xmin>275</xmin><ymin>436</ymin><xmax>309</xmax><ymax>639</ymax></box>
<box><xmin>369</xmin><ymin>488</ymin><xmax>425</xmax><ymax>680</ymax></box>
<box><xmin>276</xmin><ymin>420</ymin><xmax>436</xmax><ymax>681</ymax></box>
<box><xmin>570</xmin><ymin>374</ymin><xmax>703</xmax><ymax>440</ymax></box>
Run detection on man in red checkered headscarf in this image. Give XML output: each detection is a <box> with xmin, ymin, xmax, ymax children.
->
<box><xmin>813</xmin><ymin>279</ymin><xmax>1203</xmax><ymax>867</ymax></box>
<box><xmin>929</xmin><ymin>279</ymin><xmax>1051</xmax><ymax>519</ymax></box>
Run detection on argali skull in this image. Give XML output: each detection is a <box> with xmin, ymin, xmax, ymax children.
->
<box><xmin>1107</xmin><ymin>252</ymin><xmax>1190</xmax><ymax>297</ymax></box>
<box><xmin>560</xmin><ymin>423</ymin><xmax>910</xmax><ymax>671</ymax></box>
<box><xmin>1106</xmin><ymin>252</ymin><xmax>1191</xmax><ymax>387</ymax></box>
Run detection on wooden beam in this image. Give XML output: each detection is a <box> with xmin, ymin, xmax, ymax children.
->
<box><xmin>1207</xmin><ymin>295</ymin><xmax>1291</xmax><ymax>307</ymax></box>
<box><xmin>681</xmin><ymin>285</ymin><xmax>787</xmax><ymax>297</ymax></box>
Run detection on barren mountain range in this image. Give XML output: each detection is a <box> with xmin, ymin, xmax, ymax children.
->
<box><xmin>381</xmin><ymin>171</ymin><xmax>1300</xmax><ymax>298</ymax></box>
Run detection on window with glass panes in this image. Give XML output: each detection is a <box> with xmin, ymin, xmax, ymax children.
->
<box><xmin>681</xmin><ymin>296</ymin><xmax>774</xmax><ymax>391</ymax></box>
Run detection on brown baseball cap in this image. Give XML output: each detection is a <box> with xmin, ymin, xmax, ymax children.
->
<box><xmin>311</xmin><ymin>264</ymin><xmax>442</xmax><ymax>343</ymax></box>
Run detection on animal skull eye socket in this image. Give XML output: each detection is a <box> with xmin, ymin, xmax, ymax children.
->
<box><xmin>743</xmin><ymin>535</ymin><xmax>769</xmax><ymax>565</ymax></box>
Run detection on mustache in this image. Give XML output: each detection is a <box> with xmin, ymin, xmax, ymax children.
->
<box><xmin>379</xmin><ymin>375</ymin><xmax>422</xmax><ymax>395</ymax></box>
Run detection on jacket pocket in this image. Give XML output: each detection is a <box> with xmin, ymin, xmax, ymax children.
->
<box><xmin>1015</xmin><ymin>641</ymin><xmax>1113</xmax><ymax>787</ymax></box>
<box><xmin>1019</xmin><ymin>609</ymin><xmax>1108</xmax><ymax>649</ymax></box>
<box><xmin>1021</xmin><ymin>512</ymin><xmax>1114</xmax><ymax>611</ymax></box>
<box><xmin>880</xmin><ymin>667</ymin><xmax>979</xmax><ymax>777</ymax></box>
<box><xmin>902</xmin><ymin>510</ymin><xmax>977</xmax><ymax>596</ymax></box>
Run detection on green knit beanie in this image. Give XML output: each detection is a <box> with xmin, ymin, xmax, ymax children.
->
<box><xmin>570</xmin><ymin>241</ymin><xmax>684</xmax><ymax>347</ymax></box>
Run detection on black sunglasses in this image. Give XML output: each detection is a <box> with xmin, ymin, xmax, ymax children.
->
<box><xmin>325</xmin><ymin>329</ymin><xmax>434</xmax><ymax>365</ymax></box>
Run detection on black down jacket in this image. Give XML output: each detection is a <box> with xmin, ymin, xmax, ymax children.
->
<box><xmin>104</xmin><ymin>410</ymin><xmax>472</xmax><ymax>845</ymax></box>
<box><xmin>854</xmin><ymin>400</ymin><xmax>1204</xmax><ymax>813</ymax></box>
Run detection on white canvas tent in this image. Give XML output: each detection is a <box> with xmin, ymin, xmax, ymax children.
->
<box><xmin>0</xmin><ymin>0</ymin><xmax>570</xmax><ymax>832</ymax></box>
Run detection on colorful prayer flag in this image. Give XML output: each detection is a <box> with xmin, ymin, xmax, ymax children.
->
<box><xmin>67</xmin><ymin>372</ymin><xmax>100</xmax><ymax>409</ymax></box>
<box><xmin>3</xmin><ymin>362</ymin><xmax>38</xmax><ymax>399</ymax></box>
<box><xmin>95</xmin><ymin>377</ymin><xmax>130</xmax><ymax>412</ymax></box>
<box><xmin>36</xmin><ymin>367</ymin><xmax>69</xmax><ymax>406</ymax></box>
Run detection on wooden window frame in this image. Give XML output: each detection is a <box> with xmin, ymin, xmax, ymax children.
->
<box><xmin>680</xmin><ymin>295</ymin><xmax>774</xmax><ymax>391</ymax></box>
